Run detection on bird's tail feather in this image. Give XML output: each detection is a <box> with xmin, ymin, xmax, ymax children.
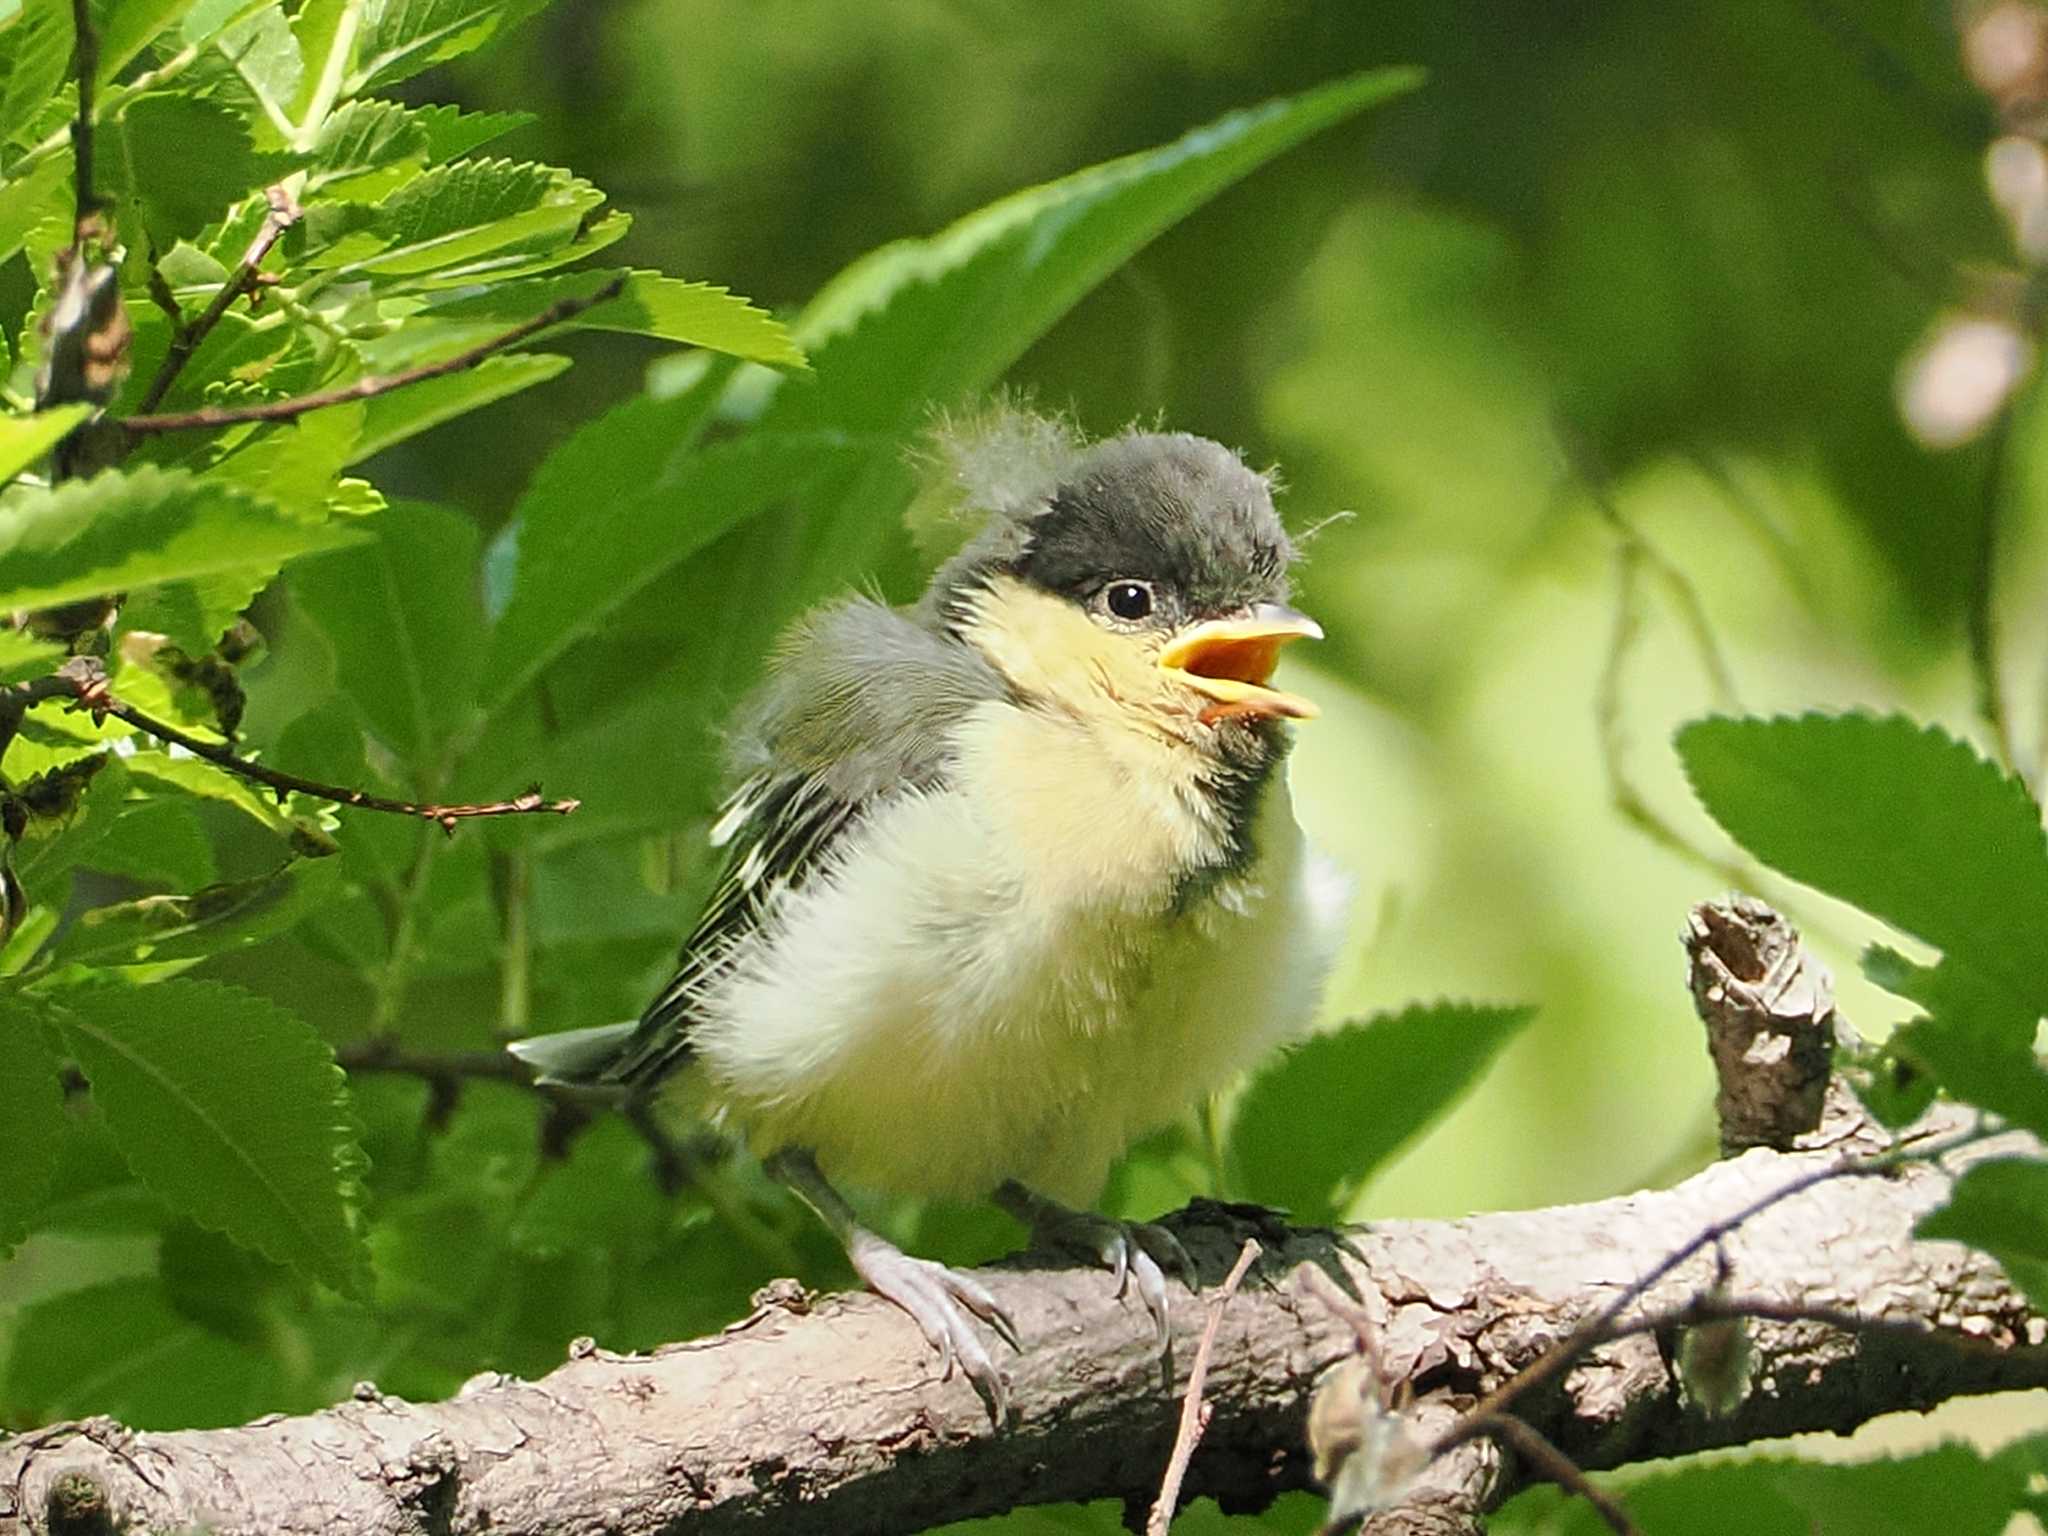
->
<box><xmin>506</xmin><ymin>1021</ymin><xmax>638</xmax><ymax>1087</ymax></box>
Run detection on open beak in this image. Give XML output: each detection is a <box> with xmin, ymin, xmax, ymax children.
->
<box><xmin>1158</xmin><ymin>602</ymin><xmax>1323</xmax><ymax>723</ymax></box>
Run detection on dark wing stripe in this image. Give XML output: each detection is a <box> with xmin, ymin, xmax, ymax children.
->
<box><xmin>603</xmin><ymin>771</ymin><xmax>863</xmax><ymax>1088</ymax></box>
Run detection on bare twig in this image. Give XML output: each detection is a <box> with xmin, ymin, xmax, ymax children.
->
<box><xmin>1148</xmin><ymin>1238</ymin><xmax>1260</xmax><ymax>1536</ymax></box>
<box><xmin>56</xmin><ymin>657</ymin><xmax>578</xmax><ymax>831</ymax></box>
<box><xmin>69</xmin><ymin>0</ymin><xmax>97</xmax><ymax>229</ymax></box>
<box><xmin>1967</xmin><ymin>414</ymin><xmax>2019</xmax><ymax>774</ymax></box>
<box><xmin>121</xmin><ymin>274</ymin><xmax>628</xmax><ymax>437</ymax></box>
<box><xmin>1431</xmin><ymin>1122</ymin><xmax>1987</xmax><ymax>1458</ymax></box>
<box><xmin>1466</xmin><ymin>1414</ymin><xmax>1637</xmax><ymax>1536</ymax></box>
<box><xmin>1558</xmin><ymin>424</ymin><xmax>1750</xmax><ymax>888</ymax></box>
<box><xmin>133</xmin><ymin>184</ymin><xmax>303</xmax><ymax>416</ymax></box>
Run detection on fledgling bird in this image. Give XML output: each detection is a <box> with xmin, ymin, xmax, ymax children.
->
<box><xmin>510</xmin><ymin>412</ymin><xmax>1348</xmax><ymax>1416</ymax></box>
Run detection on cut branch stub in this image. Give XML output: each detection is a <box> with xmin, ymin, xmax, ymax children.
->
<box><xmin>1684</xmin><ymin>896</ymin><xmax>1871</xmax><ymax>1156</ymax></box>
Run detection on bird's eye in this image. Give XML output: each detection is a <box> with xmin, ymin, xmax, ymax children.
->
<box><xmin>1103</xmin><ymin>580</ymin><xmax>1154</xmax><ymax>621</ymax></box>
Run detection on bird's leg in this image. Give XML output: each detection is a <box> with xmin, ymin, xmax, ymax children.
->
<box><xmin>993</xmin><ymin>1180</ymin><xmax>1195</xmax><ymax>1352</ymax></box>
<box><xmin>765</xmin><ymin>1147</ymin><xmax>1020</xmax><ymax>1420</ymax></box>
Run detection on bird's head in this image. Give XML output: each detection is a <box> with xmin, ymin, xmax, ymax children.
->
<box><xmin>928</xmin><ymin>428</ymin><xmax>1320</xmax><ymax>771</ymax></box>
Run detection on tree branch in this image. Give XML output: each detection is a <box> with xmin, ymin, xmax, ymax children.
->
<box><xmin>1</xmin><ymin>1096</ymin><xmax>2040</xmax><ymax>1535</ymax></box>
<box><xmin>4</xmin><ymin>901</ymin><xmax>2040</xmax><ymax>1536</ymax></box>
<box><xmin>68</xmin><ymin>0</ymin><xmax>96</xmax><ymax>230</ymax></box>
<box><xmin>119</xmin><ymin>274</ymin><xmax>628</xmax><ymax>438</ymax></box>
<box><xmin>58</xmin><ymin>657</ymin><xmax>578</xmax><ymax>832</ymax></box>
<box><xmin>132</xmin><ymin>184</ymin><xmax>302</xmax><ymax>417</ymax></box>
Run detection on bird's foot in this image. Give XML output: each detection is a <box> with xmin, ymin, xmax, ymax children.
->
<box><xmin>846</xmin><ymin>1227</ymin><xmax>1020</xmax><ymax>1421</ymax></box>
<box><xmin>995</xmin><ymin>1181</ymin><xmax>1195</xmax><ymax>1352</ymax></box>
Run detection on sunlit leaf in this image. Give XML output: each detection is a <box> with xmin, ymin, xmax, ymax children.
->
<box><xmin>303</xmin><ymin>156</ymin><xmax>599</xmax><ymax>280</ymax></box>
<box><xmin>410</xmin><ymin>102</ymin><xmax>532</xmax><ymax>161</ymax></box>
<box><xmin>1917</xmin><ymin>1157</ymin><xmax>2048</xmax><ymax>1312</ymax></box>
<box><xmin>123</xmin><ymin>750</ymin><xmax>326</xmax><ymax>846</ymax></box>
<box><xmin>307</xmin><ymin>97</ymin><xmax>431</xmax><ymax>199</ymax></box>
<box><xmin>347</xmin><ymin>0</ymin><xmax>548</xmax><ymax>93</ymax></box>
<box><xmin>0</xmin><ymin>154</ymin><xmax>70</xmax><ymax>266</ymax></box>
<box><xmin>1678</xmin><ymin>714</ymin><xmax>2048</xmax><ymax>1045</ymax></box>
<box><xmin>98</xmin><ymin>0</ymin><xmax>204</xmax><ymax>84</ymax></box>
<box><xmin>1230</xmin><ymin>1002</ymin><xmax>1535</xmax><ymax>1222</ymax></box>
<box><xmin>0</xmin><ymin>404</ymin><xmax>91</xmax><ymax>485</ymax></box>
<box><xmin>412</xmin><ymin>268</ymin><xmax>805</xmax><ymax>368</ymax></box>
<box><xmin>745</xmin><ymin>66</ymin><xmax>1425</xmax><ymax>600</ymax></box>
<box><xmin>0</xmin><ymin>465</ymin><xmax>364</xmax><ymax>613</ymax></box>
<box><xmin>0</xmin><ymin>0</ymin><xmax>72</xmax><ymax>148</ymax></box>
<box><xmin>52</xmin><ymin>978</ymin><xmax>371</xmax><ymax>1296</ymax></box>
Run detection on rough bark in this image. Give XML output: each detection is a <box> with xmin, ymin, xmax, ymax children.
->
<box><xmin>3</xmin><ymin>1121</ymin><xmax>2040</xmax><ymax>1536</ymax></box>
<box><xmin>2</xmin><ymin>900</ymin><xmax>2041</xmax><ymax>1536</ymax></box>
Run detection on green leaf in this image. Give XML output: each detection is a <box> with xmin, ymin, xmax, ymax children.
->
<box><xmin>0</xmin><ymin>0</ymin><xmax>73</xmax><ymax>148</ymax></box>
<box><xmin>2</xmin><ymin>1275</ymin><xmax>278</xmax><ymax>1429</ymax></box>
<box><xmin>413</xmin><ymin>268</ymin><xmax>805</xmax><ymax>368</ymax></box>
<box><xmin>1229</xmin><ymin>1002</ymin><xmax>1535</xmax><ymax>1223</ymax></box>
<box><xmin>1916</xmin><ymin>1157</ymin><xmax>2048</xmax><ymax>1311</ymax></box>
<box><xmin>484</xmin><ymin>425</ymin><xmax>861</xmax><ymax>710</ymax></box>
<box><xmin>15</xmin><ymin>754</ymin><xmax>130</xmax><ymax>884</ymax></box>
<box><xmin>213</xmin><ymin>2</ymin><xmax>304</xmax><ymax>139</ymax></box>
<box><xmin>99</xmin><ymin>0</ymin><xmax>204</xmax><ymax>85</ymax></box>
<box><xmin>0</xmin><ymin>995</ymin><xmax>66</xmax><ymax>1252</ymax></box>
<box><xmin>52</xmin><ymin>857</ymin><xmax>341</xmax><ymax>966</ymax></box>
<box><xmin>0</xmin><ymin>465</ymin><xmax>365</xmax><ymax>613</ymax></box>
<box><xmin>1678</xmin><ymin>714</ymin><xmax>2048</xmax><ymax>1038</ymax></box>
<box><xmin>347</xmin><ymin>0</ymin><xmax>547</xmax><ymax>92</ymax></box>
<box><xmin>305</xmin><ymin>156</ymin><xmax>600</xmax><ymax>281</ymax></box>
<box><xmin>77</xmin><ymin>795</ymin><xmax>216</xmax><ymax>887</ymax></box>
<box><xmin>1492</xmin><ymin>1445</ymin><xmax>2028</xmax><ymax>1536</ymax></box>
<box><xmin>0</xmin><ymin>153</ymin><xmax>70</xmax><ymax>266</ymax></box>
<box><xmin>1889</xmin><ymin>1014</ymin><xmax>2048</xmax><ymax>1139</ymax></box>
<box><xmin>306</xmin><ymin>97</ymin><xmax>430</xmax><ymax>199</ymax></box>
<box><xmin>0</xmin><ymin>404</ymin><xmax>91</xmax><ymax>485</ymax></box>
<box><xmin>347</xmin><ymin>352</ymin><xmax>568</xmax><ymax>463</ymax></box>
<box><xmin>124</xmin><ymin>749</ymin><xmax>331</xmax><ymax>845</ymax></box>
<box><xmin>289</xmin><ymin>499</ymin><xmax>484</xmax><ymax>766</ymax></box>
<box><xmin>112</xmin><ymin>96</ymin><xmax>291</xmax><ymax>246</ymax></box>
<box><xmin>743</xmin><ymin>67</ymin><xmax>1425</xmax><ymax>599</ymax></box>
<box><xmin>53</xmin><ymin>978</ymin><xmax>370</xmax><ymax>1296</ymax></box>
<box><xmin>410</xmin><ymin>102</ymin><xmax>531</xmax><ymax>161</ymax></box>
<box><xmin>0</xmin><ymin>626</ymin><xmax>64</xmax><ymax>681</ymax></box>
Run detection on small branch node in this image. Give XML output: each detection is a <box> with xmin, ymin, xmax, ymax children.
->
<box><xmin>122</xmin><ymin>273</ymin><xmax>629</xmax><ymax>437</ymax></box>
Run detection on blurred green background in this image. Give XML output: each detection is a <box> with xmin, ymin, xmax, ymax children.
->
<box><xmin>382</xmin><ymin>0</ymin><xmax>2021</xmax><ymax>1221</ymax></box>
<box><xmin>14</xmin><ymin>0</ymin><xmax>2048</xmax><ymax>1492</ymax></box>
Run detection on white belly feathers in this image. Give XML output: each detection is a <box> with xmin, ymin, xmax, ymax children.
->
<box><xmin>686</xmin><ymin>698</ymin><xmax>1347</xmax><ymax>1204</ymax></box>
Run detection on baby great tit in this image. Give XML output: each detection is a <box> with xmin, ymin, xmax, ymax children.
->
<box><xmin>511</xmin><ymin>415</ymin><xmax>1347</xmax><ymax>1418</ymax></box>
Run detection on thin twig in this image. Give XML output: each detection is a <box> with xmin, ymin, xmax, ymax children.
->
<box><xmin>1148</xmin><ymin>1238</ymin><xmax>1260</xmax><ymax>1536</ymax></box>
<box><xmin>58</xmin><ymin>657</ymin><xmax>579</xmax><ymax>832</ymax></box>
<box><xmin>1468</xmin><ymin>1414</ymin><xmax>1637</xmax><ymax>1536</ymax></box>
<box><xmin>1432</xmin><ymin>1125</ymin><xmax>1985</xmax><ymax>1457</ymax></box>
<box><xmin>1967</xmin><ymin>414</ymin><xmax>2019</xmax><ymax>774</ymax></box>
<box><xmin>133</xmin><ymin>184</ymin><xmax>303</xmax><ymax>417</ymax></box>
<box><xmin>69</xmin><ymin>0</ymin><xmax>97</xmax><ymax>228</ymax></box>
<box><xmin>121</xmin><ymin>274</ymin><xmax>628</xmax><ymax>437</ymax></box>
<box><xmin>336</xmin><ymin>1039</ymin><xmax>535</xmax><ymax>1086</ymax></box>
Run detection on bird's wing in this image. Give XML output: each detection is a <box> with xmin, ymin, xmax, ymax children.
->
<box><xmin>600</xmin><ymin>597</ymin><xmax>1004</xmax><ymax>1090</ymax></box>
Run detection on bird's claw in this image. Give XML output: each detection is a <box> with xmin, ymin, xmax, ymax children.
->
<box><xmin>847</xmin><ymin>1230</ymin><xmax>1018</xmax><ymax>1421</ymax></box>
<box><xmin>1001</xmin><ymin>1184</ymin><xmax>1193</xmax><ymax>1353</ymax></box>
